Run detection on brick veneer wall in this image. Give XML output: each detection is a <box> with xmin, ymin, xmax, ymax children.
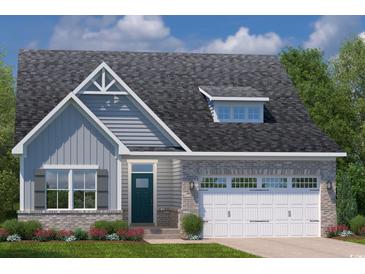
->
<box><xmin>180</xmin><ymin>160</ymin><xmax>337</xmax><ymax>236</ymax></box>
<box><xmin>18</xmin><ymin>210</ymin><xmax>124</xmax><ymax>230</ymax></box>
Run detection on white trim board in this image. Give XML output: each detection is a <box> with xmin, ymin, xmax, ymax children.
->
<box><xmin>73</xmin><ymin>62</ymin><xmax>191</xmax><ymax>152</ymax></box>
<box><xmin>12</xmin><ymin>93</ymin><xmax>130</xmax><ymax>156</ymax></box>
<box><xmin>199</xmin><ymin>87</ymin><xmax>270</xmax><ymax>102</ymax></box>
<box><xmin>41</xmin><ymin>164</ymin><xmax>99</xmax><ymax>169</ymax></box>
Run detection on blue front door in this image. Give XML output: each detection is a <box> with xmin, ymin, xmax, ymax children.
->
<box><xmin>132</xmin><ymin>173</ymin><xmax>153</xmax><ymax>223</ymax></box>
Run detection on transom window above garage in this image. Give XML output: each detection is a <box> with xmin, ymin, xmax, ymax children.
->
<box><xmin>262</xmin><ymin>178</ymin><xmax>288</xmax><ymax>188</ymax></box>
<box><xmin>200</xmin><ymin>177</ymin><xmax>227</xmax><ymax>188</ymax></box>
<box><xmin>292</xmin><ymin>177</ymin><xmax>318</xmax><ymax>188</ymax></box>
<box><xmin>231</xmin><ymin>177</ymin><xmax>257</xmax><ymax>188</ymax></box>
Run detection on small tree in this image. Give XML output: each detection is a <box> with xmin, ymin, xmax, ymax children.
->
<box><xmin>336</xmin><ymin>169</ymin><xmax>358</xmax><ymax>225</ymax></box>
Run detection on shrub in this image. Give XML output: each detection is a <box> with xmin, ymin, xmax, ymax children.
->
<box><xmin>358</xmin><ymin>226</ymin><xmax>365</xmax><ymax>236</ymax></box>
<box><xmin>33</xmin><ymin>229</ymin><xmax>56</xmax><ymax>242</ymax></box>
<box><xmin>125</xmin><ymin>227</ymin><xmax>144</xmax><ymax>241</ymax></box>
<box><xmin>0</xmin><ymin>228</ymin><xmax>9</xmax><ymax>241</ymax></box>
<box><xmin>116</xmin><ymin>228</ymin><xmax>128</xmax><ymax>240</ymax></box>
<box><xmin>56</xmin><ymin>229</ymin><xmax>74</xmax><ymax>241</ymax></box>
<box><xmin>325</xmin><ymin>225</ymin><xmax>349</xmax><ymax>238</ymax></box>
<box><xmin>0</xmin><ymin>219</ymin><xmax>42</xmax><ymax>240</ymax></box>
<box><xmin>7</xmin><ymin>234</ymin><xmax>21</xmax><ymax>242</ymax></box>
<box><xmin>181</xmin><ymin>214</ymin><xmax>203</xmax><ymax>237</ymax></box>
<box><xmin>349</xmin><ymin>215</ymin><xmax>365</xmax><ymax>234</ymax></box>
<box><xmin>74</xmin><ymin>228</ymin><xmax>88</xmax><ymax>240</ymax></box>
<box><xmin>19</xmin><ymin>220</ymin><xmax>42</xmax><ymax>240</ymax></box>
<box><xmin>88</xmin><ymin>227</ymin><xmax>107</xmax><ymax>240</ymax></box>
<box><xmin>92</xmin><ymin>220</ymin><xmax>128</xmax><ymax>234</ymax></box>
<box><xmin>1</xmin><ymin>219</ymin><xmax>20</xmax><ymax>235</ymax></box>
<box><xmin>106</xmin><ymin>233</ymin><xmax>120</xmax><ymax>241</ymax></box>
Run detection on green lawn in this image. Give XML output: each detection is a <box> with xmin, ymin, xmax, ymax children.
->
<box><xmin>342</xmin><ymin>237</ymin><xmax>365</xmax><ymax>245</ymax></box>
<box><xmin>0</xmin><ymin>241</ymin><xmax>258</xmax><ymax>258</ymax></box>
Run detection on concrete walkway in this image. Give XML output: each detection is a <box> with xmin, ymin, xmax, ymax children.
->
<box><xmin>145</xmin><ymin>239</ymin><xmax>215</xmax><ymax>244</ymax></box>
<box><xmin>213</xmin><ymin>237</ymin><xmax>365</xmax><ymax>258</ymax></box>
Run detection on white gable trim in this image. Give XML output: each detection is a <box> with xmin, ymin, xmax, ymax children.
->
<box><xmin>199</xmin><ymin>87</ymin><xmax>270</xmax><ymax>102</ymax></box>
<box><xmin>74</xmin><ymin>62</ymin><xmax>191</xmax><ymax>152</ymax></box>
<box><xmin>12</xmin><ymin>93</ymin><xmax>130</xmax><ymax>156</ymax></box>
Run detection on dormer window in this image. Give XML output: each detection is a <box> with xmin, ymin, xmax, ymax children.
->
<box><xmin>199</xmin><ymin>86</ymin><xmax>268</xmax><ymax>124</ymax></box>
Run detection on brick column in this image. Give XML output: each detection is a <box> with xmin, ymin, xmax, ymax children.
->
<box><xmin>181</xmin><ymin>181</ymin><xmax>199</xmax><ymax>215</ymax></box>
<box><xmin>320</xmin><ymin>180</ymin><xmax>337</xmax><ymax>236</ymax></box>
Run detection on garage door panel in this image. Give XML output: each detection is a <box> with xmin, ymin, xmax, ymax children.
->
<box><xmin>304</xmin><ymin>223</ymin><xmax>319</xmax><ymax>236</ymax></box>
<box><xmin>245</xmin><ymin>223</ymin><xmax>259</xmax><ymax>237</ymax></box>
<box><xmin>230</xmin><ymin>207</ymin><xmax>244</xmax><ymax>220</ymax></box>
<box><xmin>245</xmin><ymin>193</ymin><xmax>258</xmax><ymax>205</ymax></box>
<box><xmin>305</xmin><ymin>207</ymin><xmax>319</xmax><ymax>220</ymax></box>
<box><xmin>213</xmin><ymin>223</ymin><xmax>228</xmax><ymax>237</ymax></box>
<box><xmin>201</xmin><ymin>193</ymin><xmax>213</xmax><ymax>205</ymax></box>
<box><xmin>214</xmin><ymin>207</ymin><xmax>228</xmax><ymax>220</ymax></box>
<box><xmin>246</xmin><ymin>207</ymin><xmax>259</xmax><ymax>221</ymax></box>
<box><xmin>274</xmin><ymin>193</ymin><xmax>288</xmax><ymax>205</ymax></box>
<box><xmin>259</xmin><ymin>193</ymin><xmax>273</xmax><ymax>205</ymax></box>
<box><xmin>274</xmin><ymin>223</ymin><xmax>289</xmax><ymax>237</ymax></box>
<box><xmin>260</xmin><ymin>223</ymin><xmax>274</xmax><ymax>237</ymax></box>
<box><xmin>259</xmin><ymin>207</ymin><xmax>273</xmax><ymax>221</ymax></box>
<box><xmin>289</xmin><ymin>223</ymin><xmax>304</xmax><ymax>236</ymax></box>
<box><xmin>203</xmin><ymin>222</ymin><xmax>213</xmax><ymax>237</ymax></box>
<box><xmin>214</xmin><ymin>194</ymin><xmax>228</xmax><ymax>205</ymax></box>
<box><xmin>289</xmin><ymin>193</ymin><xmax>303</xmax><ymax>205</ymax></box>
<box><xmin>304</xmin><ymin>192</ymin><xmax>319</xmax><ymax>205</ymax></box>
<box><xmin>274</xmin><ymin>207</ymin><xmax>289</xmax><ymax>221</ymax></box>
<box><xmin>229</xmin><ymin>223</ymin><xmax>244</xmax><ymax>237</ymax></box>
<box><xmin>230</xmin><ymin>194</ymin><xmax>244</xmax><ymax>205</ymax></box>
<box><xmin>200</xmin><ymin>206</ymin><xmax>213</xmax><ymax>220</ymax></box>
<box><xmin>291</xmin><ymin>207</ymin><xmax>304</xmax><ymax>221</ymax></box>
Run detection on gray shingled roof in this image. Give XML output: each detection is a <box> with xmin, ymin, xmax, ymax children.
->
<box><xmin>15</xmin><ymin>49</ymin><xmax>342</xmax><ymax>152</ymax></box>
<box><xmin>200</xmin><ymin>86</ymin><xmax>266</xmax><ymax>97</ymax></box>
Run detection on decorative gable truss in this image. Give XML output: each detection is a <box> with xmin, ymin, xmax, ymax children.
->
<box><xmin>75</xmin><ymin>62</ymin><xmax>192</xmax><ymax>152</ymax></box>
<box><xmin>75</xmin><ymin>63</ymin><xmax>128</xmax><ymax>95</ymax></box>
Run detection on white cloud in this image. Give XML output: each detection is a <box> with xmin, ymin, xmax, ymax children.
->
<box><xmin>49</xmin><ymin>16</ymin><xmax>183</xmax><ymax>52</ymax></box>
<box><xmin>25</xmin><ymin>40</ymin><xmax>39</xmax><ymax>49</ymax></box>
<box><xmin>198</xmin><ymin>27</ymin><xmax>284</xmax><ymax>55</ymax></box>
<box><xmin>303</xmin><ymin>16</ymin><xmax>361</xmax><ymax>56</ymax></box>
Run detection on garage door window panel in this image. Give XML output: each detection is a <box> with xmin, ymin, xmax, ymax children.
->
<box><xmin>262</xmin><ymin>178</ymin><xmax>287</xmax><ymax>188</ymax></box>
<box><xmin>292</xmin><ymin>178</ymin><xmax>318</xmax><ymax>189</ymax></box>
<box><xmin>231</xmin><ymin>177</ymin><xmax>257</xmax><ymax>188</ymax></box>
<box><xmin>201</xmin><ymin>177</ymin><xmax>227</xmax><ymax>188</ymax></box>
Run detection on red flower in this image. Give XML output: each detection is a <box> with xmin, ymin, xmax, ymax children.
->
<box><xmin>34</xmin><ymin>229</ymin><xmax>56</xmax><ymax>241</ymax></box>
<box><xmin>125</xmin><ymin>227</ymin><xmax>144</xmax><ymax>241</ymax></box>
<box><xmin>88</xmin><ymin>227</ymin><xmax>107</xmax><ymax>240</ymax></box>
<box><xmin>116</xmin><ymin>228</ymin><xmax>128</xmax><ymax>239</ymax></box>
<box><xmin>56</xmin><ymin>229</ymin><xmax>74</xmax><ymax>240</ymax></box>
<box><xmin>0</xmin><ymin>228</ymin><xmax>9</xmax><ymax>241</ymax></box>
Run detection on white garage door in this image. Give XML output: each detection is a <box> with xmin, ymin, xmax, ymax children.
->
<box><xmin>199</xmin><ymin>176</ymin><xmax>320</xmax><ymax>238</ymax></box>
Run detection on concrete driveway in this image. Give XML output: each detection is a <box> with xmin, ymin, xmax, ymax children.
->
<box><xmin>214</xmin><ymin>237</ymin><xmax>365</xmax><ymax>258</ymax></box>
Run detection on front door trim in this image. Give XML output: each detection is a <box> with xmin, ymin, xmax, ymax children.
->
<box><xmin>127</xmin><ymin>159</ymin><xmax>158</xmax><ymax>225</ymax></box>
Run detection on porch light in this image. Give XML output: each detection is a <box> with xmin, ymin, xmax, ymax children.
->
<box><xmin>326</xmin><ymin>180</ymin><xmax>333</xmax><ymax>190</ymax></box>
<box><xmin>189</xmin><ymin>181</ymin><xmax>195</xmax><ymax>190</ymax></box>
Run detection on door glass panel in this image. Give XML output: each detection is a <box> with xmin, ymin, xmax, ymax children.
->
<box><xmin>136</xmin><ymin>178</ymin><xmax>149</xmax><ymax>188</ymax></box>
<box><xmin>132</xmin><ymin>164</ymin><xmax>153</xmax><ymax>173</ymax></box>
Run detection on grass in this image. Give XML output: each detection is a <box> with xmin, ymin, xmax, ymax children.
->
<box><xmin>0</xmin><ymin>241</ymin><xmax>258</xmax><ymax>258</ymax></box>
<box><xmin>340</xmin><ymin>236</ymin><xmax>365</xmax><ymax>245</ymax></box>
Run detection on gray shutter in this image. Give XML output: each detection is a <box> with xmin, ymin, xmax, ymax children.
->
<box><xmin>97</xmin><ymin>169</ymin><xmax>108</xmax><ymax>210</ymax></box>
<box><xmin>34</xmin><ymin>169</ymin><xmax>46</xmax><ymax>210</ymax></box>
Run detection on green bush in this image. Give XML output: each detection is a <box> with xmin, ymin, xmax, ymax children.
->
<box><xmin>1</xmin><ymin>219</ymin><xmax>20</xmax><ymax>235</ymax></box>
<box><xmin>181</xmin><ymin>214</ymin><xmax>203</xmax><ymax>236</ymax></box>
<box><xmin>0</xmin><ymin>219</ymin><xmax>42</xmax><ymax>240</ymax></box>
<box><xmin>92</xmin><ymin>220</ymin><xmax>128</xmax><ymax>234</ymax></box>
<box><xmin>74</xmin><ymin>228</ymin><xmax>88</xmax><ymax>240</ymax></box>
<box><xmin>349</xmin><ymin>215</ymin><xmax>365</xmax><ymax>234</ymax></box>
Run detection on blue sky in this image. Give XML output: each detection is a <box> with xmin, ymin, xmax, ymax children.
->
<box><xmin>1</xmin><ymin>16</ymin><xmax>364</xmax><ymax>76</ymax></box>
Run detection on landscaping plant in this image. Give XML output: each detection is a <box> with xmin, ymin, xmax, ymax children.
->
<box><xmin>106</xmin><ymin>233</ymin><xmax>120</xmax><ymax>241</ymax></box>
<box><xmin>116</xmin><ymin>228</ymin><xmax>128</xmax><ymax>240</ymax></box>
<box><xmin>88</xmin><ymin>227</ymin><xmax>107</xmax><ymax>240</ymax></box>
<box><xmin>325</xmin><ymin>224</ymin><xmax>349</xmax><ymax>238</ymax></box>
<box><xmin>56</xmin><ymin>229</ymin><xmax>74</xmax><ymax>241</ymax></box>
<box><xmin>73</xmin><ymin>228</ymin><xmax>88</xmax><ymax>240</ymax></box>
<box><xmin>125</xmin><ymin>227</ymin><xmax>144</xmax><ymax>241</ymax></box>
<box><xmin>6</xmin><ymin>234</ymin><xmax>21</xmax><ymax>242</ymax></box>
<box><xmin>349</xmin><ymin>215</ymin><xmax>365</xmax><ymax>234</ymax></box>
<box><xmin>0</xmin><ymin>219</ymin><xmax>42</xmax><ymax>240</ymax></box>
<box><xmin>92</xmin><ymin>220</ymin><xmax>128</xmax><ymax>234</ymax></box>
<box><xmin>0</xmin><ymin>228</ymin><xmax>8</xmax><ymax>241</ymax></box>
<box><xmin>181</xmin><ymin>214</ymin><xmax>203</xmax><ymax>239</ymax></box>
<box><xmin>33</xmin><ymin>229</ymin><xmax>56</xmax><ymax>242</ymax></box>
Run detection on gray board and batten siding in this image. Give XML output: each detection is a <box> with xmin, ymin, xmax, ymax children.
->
<box><xmin>22</xmin><ymin>103</ymin><xmax>118</xmax><ymax>210</ymax></box>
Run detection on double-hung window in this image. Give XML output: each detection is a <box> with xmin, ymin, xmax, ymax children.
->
<box><xmin>45</xmin><ymin>169</ymin><xmax>97</xmax><ymax>210</ymax></box>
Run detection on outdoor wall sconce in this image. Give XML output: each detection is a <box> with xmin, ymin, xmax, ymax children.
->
<box><xmin>326</xmin><ymin>180</ymin><xmax>333</xmax><ymax>190</ymax></box>
<box><xmin>189</xmin><ymin>181</ymin><xmax>195</xmax><ymax>190</ymax></box>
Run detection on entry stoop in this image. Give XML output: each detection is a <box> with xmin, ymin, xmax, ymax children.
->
<box><xmin>142</xmin><ymin>227</ymin><xmax>181</xmax><ymax>239</ymax></box>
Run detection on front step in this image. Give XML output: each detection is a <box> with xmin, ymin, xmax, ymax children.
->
<box><xmin>141</xmin><ymin>227</ymin><xmax>181</xmax><ymax>239</ymax></box>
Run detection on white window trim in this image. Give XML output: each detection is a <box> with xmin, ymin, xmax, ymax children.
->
<box><xmin>42</xmin><ymin>164</ymin><xmax>99</xmax><ymax>170</ymax></box>
<box><xmin>199</xmin><ymin>87</ymin><xmax>270</xmax><ymax>102</ymax></box>
<box><xmin>44</xmin><ymin>169</ymin><xmax>98</xmax><ymax>211</ymax></box>
<box><xmin>127</xmin><ymin>160</ymin><xmax>158</xmax><ymax>225</ymax></box>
